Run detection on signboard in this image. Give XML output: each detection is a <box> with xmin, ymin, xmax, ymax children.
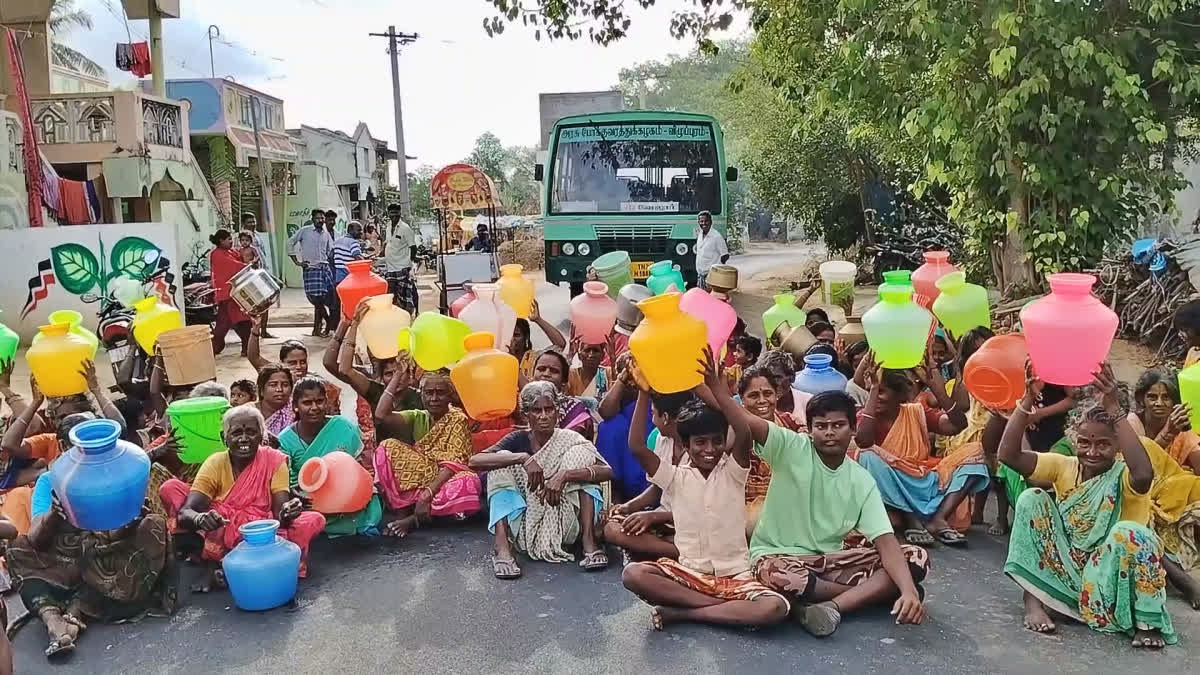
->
<box><xmin>620</xmin><ymin>202</ymin><xmax>679</xmax><ymax>213</ymax></box>
<box><xmin>430</xmin><ymin>163</ymin><xmax>501</xmax><ymax>212</ymax></box>
<box><xmin>558</xmin><ymin>124</ymin><xmax>712</xmax><ymax>144</ymax></box>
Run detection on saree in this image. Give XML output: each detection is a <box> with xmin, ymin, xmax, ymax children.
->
<box><xmin>265</xmin><ymin>405</ymin><xmax>295</xmax><ymax>438</ymax></box>
<box><xmin>854</xmin><ymin>403</ymin><xmax>989</xmax><ymax>528</ymax></box>
<box><xmin>487</xmin><ymin>428</ymin><xmax>611</xmax><ymax>563</ymax></box>
<box><xmin>998</xmin><ymin>438</ymin><xmax>1074</xmax><ymax>508</ymax></box>
<box><xmin>373</xmin><ymin>408</ymin><xmax>481</xmax><ymax>518</ymax></box>
<box><xmin>158</xmin><ymin>448</ymin><xmax>326</xmax><ymax>576</ymax></box>
<box><xmin>567</xmin><ymin>366</ymin><xmax>610</xmax><ymax>400</ymax></box>
<box><xmin>7</xmin><ymin>514</ymin><xmax>173</xmax><ymax>621</ymax></box>
<box><xmin>1003</xmin><ymin>462</ymin><xmax>1177</xmax><ymax>644</ymax></box>
<box><xmin>1127</xmin><ymin>413</ymin><xmax>1200</xmax><ymax>473</ymax></box>
<box><xmin>595</xmin><ymin>399</ymin><xmax>654</xmax><ymax>499</ymax></box>
<box><xmin>279</xmin><ymin>416</ymin><xmax>383</xmax><ymax>537</ymax></box>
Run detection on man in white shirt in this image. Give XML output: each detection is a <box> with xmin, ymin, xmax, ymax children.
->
<box><xmin>694</xmin><ymin>210</ymin><xmax>729</xmax><ymax>290</ymax></box>
<box><xmin>382</xmin><ymin>202</ymin><xmax>418</xmax><ymax>316</ymax></box>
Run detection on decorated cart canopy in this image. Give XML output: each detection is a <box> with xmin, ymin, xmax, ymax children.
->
<box><xmin>430</xmin><ymin>163</ymin><xmax>503</xmax><ymax>213</ymax></box>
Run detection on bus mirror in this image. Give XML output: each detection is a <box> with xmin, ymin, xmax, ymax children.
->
<box><xmin>726</xmin><ymin>166</ymin><xmax>739</xmax><ymax>182</ymax></box>
<box><xmin>534</xmin><ymin>164</ymin><xmax>544</xmax><ymax>182</ymax></box>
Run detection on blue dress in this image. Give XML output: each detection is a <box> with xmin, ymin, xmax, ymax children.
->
<box><xmin>595</xmin><ymin>400</ymin><xmax>654</xmax><ymax>499</ymax></box>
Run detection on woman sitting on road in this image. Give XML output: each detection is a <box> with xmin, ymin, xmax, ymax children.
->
<box><xmin>253</xmin><ymin>363</ymin><xmax>296</xmax><ymax>439</ymax></box>
<box><xmin>528</xmin><ymin>349</ymin><xmax>598</xmax><ymax>441</ymax></box>
<box><xmin>738</xmin><ymin>365</ymin><xmax>801</xmax><ymax>536</ymax></box>
<box><xmin>373</xmin><ymin>367</ymin><xmax>481</xmax><ymax>538</ymax></box>
<box><xmin>1128</xmin><ymin>369</ymin><xmax>1200</xmax><ymax>473</ymax></box>
<box><xmin>159</xmin><ymin>406</ymin><xmax>326</xmax><ymax>591</ymax></box>
<box><xmin>8</xmin><ymin>413</ymin><xmax>173</xmax><ymax>659</ymax></box>
<box><xmin>595</xmin><ymin>352</ymin><xmax>655</xmax><ymax>501</ymax></box>
<box><xmin>247</xmin><ymin>315</ymin><xmax>342</xmax><ymax>415</ymax></box>
<box><xmin>509</xmin><ymin>299</ymin><xmax>567</xmax><ymax>378</ymax></box>
<box><xmin>278</xmin><ymin>376</ymin><xmax>384</xmax><ymax>537</ymax></box>
<box><xmin>852</xmin><ymin>359</ymin><xmax>985</xmax><ymax>547</ymax></box>
<box><xmin>999</xmin><ymin>363</ymin><xmax>1175</xmax><ymax>649</ymax></box>
<box><xmin>469</xmin><ymin>381</ymin><xmax>613</xmax><ymax>579</ymax></box>
<box><xmin>567</xmin><ymin>338</ymin><xmax>613</xmax><ymax>401</ymax></box>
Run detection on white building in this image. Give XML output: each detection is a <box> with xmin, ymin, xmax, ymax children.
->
<box><xmin>288</xmin><ymin>123</ymin><xmax>396</xmax><ymax>221</ymax></box>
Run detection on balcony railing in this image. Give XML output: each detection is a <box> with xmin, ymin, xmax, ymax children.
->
<box><xmin>29</xmin><ymin>92</ymin><xmax>184</xmax><ymax>150</ymax></box>
<box><xmin>3</xmin><ymin>112</ymin><xmax>21</xmax><ymax>174</ymax></box>
<box><xmin>142</xmin><ymin>98</ymin><xmax>183</xmax><ymax>148</ymax></box>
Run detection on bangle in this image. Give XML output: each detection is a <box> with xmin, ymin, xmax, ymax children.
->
<box><xmin>383</xmin><ymin>388</ymin><xmax>397</xmax><ymax>397</ymax></box>
<box><xmin>946</xmin><ymin>401</ymin><xmax>958</xmax><ymax>413</ymax></box>
<box><xmin>1015</xmin><ymin>402</ymin><xmax>1035</xmax><ymax>416</ymax></box>
<box><xmin>587</xmin><ymin>466</ymin><xmax>596</xmax><ymax>481</ymax></box>
<box><xmin>860</xmin><ymin>413</ymin><xmax>875</xmax><ymax>420</ymax></box>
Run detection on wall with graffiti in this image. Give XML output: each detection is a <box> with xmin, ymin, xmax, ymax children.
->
<box><xmin>0</xmin><ymin>222</ymin><xmax>181</xmax><ymax>342</ymax></box>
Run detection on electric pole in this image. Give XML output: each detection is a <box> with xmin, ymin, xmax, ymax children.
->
<box><xmin>369</xmin><ymin>26</ymin><xmax>419</xmax><ymax>221</ymax></box>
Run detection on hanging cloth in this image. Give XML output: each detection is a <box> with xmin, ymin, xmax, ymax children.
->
<box><xmin>85</xmin><ymin>181</ymin><xmax>102</xmax><ymax>223</ymax></box>
<box><xmin>115</xmin><ymin>43</ymin><xmax>134</xmax><ymax>71</ymax></box>
<box><xmin>4</xmin><ymin>28</ymin><xmax>45</xmax><ymax>226</ymax></box>
<box><xmin>40</xmin><ymin>157</ymin><xmax>61</xmax><ymax>220</ymax></box>
<box><xmin>59</xmin><ymin>179</ymin><xmax>90</xmax><ymax>225</ymax></box>
<box><xmin>130</xmin><ymin>42</ymin><xmax>151</xmax><ymax>78</ymax></box>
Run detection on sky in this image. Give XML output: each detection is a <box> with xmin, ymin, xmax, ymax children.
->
<box><xmin>64</xmin><ymin>0</ymin><xmax>744</xmax><ymax>177</ymax></box>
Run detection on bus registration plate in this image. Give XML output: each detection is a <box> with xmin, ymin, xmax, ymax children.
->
<box><xmin>630</xmin><ymin>261</ymin><xmax>652</xmax><ymax>279</ymax></box>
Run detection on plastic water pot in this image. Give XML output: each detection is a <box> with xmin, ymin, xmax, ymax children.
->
<box><xmin>762</xmin><ymin>293</ymin><xmax>807</xmax><ymax>343</ymax></box>
<box><xmin>223</xmin><ymin>519</ymin><xmax>301</xmax><ymax>611</ymax></box>
<box><xmin>911</xmin><ymin>251</ymin><xmax>957</xmax><ymax>307</ymax></box>
<box><xmin>793</xmin><ymin>353</ymin><xmax>848</xmax><ymax>395</ymax></box>
<box><xmin>397</xmin><ymin>312</ymin><xmax>473</xmax><ymax>371</ymax></box>
<box><xmin>458</xmin><ymin>283</ymin><xmax>516</xmax><ymax>350</ymax></box>
<box><xmin>0</xmin><ymin>311</ymin><xmax>19</xmax><ymax>363</ymax></box>
<box><xmin>30</xmin><ymin>309</ymin><xmax>98</xmax><ymax>354</ymax></box>
<box><xmin>451</xmin><ymin>332</ymin><xmax>519</xmax><ymax>421</ymax></box>
<box><xmin>336</xmin><ymin>260</ymin><xmax>387</xmax><ymax>319</ymax></box>
<box><xmin>51</xmin><ymin>418</ymin><xmax>150</xmax><ymax>531</ymax></box>
<box><xmin>131</xmin><ymin>296</ymin><xmax>182</xmax><ymax>354</ymax></box>
<box><xmin>359</xmin><ymin>295</ymin><xmax>411</xmax><ymax>360</ymax></box>
<box><xmin>1179</xmin><ymin>362</ymin><xmax>1200</xmax><ymax>430</ymax></box>
<box><xmin>629</xmin><ymin>293</ymin><xmax>707</xmax><ymax>393</ymax></box>
<box><xmin>882</xmin><ymin>269</ymin><xmax>913</xmax><ymax>288</ymax></box>
<box><xmin>570</xmin><ymin>281</ymin><xmax>618</xmax><ymax>345</ymax></box>
<box><xmin>862</xmin><ymin>283</ymin><xmax>933</xmax><ymax>369</ymax></box>
<box><xmin>819</xmin><ymin>260</ymin><xmax>857</xmax><ymax>314</ymax></box>
<box><xmin>449</xmin><ymin>289</ymin><xmax>476</xmax><ymax>318</ymax></box>
<box><xmin>497</xmin><ymin>264</ymin><xmax>535</xmax><ymax>318</ymax></box>
<box><xmin>932</xmin><ymin>271</ymin><xmax>990</xmax><ymax>339</ymax></box>
<box><xmin>26</xmin><ymin>323</ymin><xmax>93</xmax><ymax>397</ymax></box>
<box><xmin>645</xmin><ymin>261</ymin><xmax>686</xmax><ymax>295</ymax></box>
<box><xmin>166</xmin><ymin>396</ymin><xmax>231</xmax><ymax>464</ymax></box>
<box><xmin>678</xmin><ymin>288</ymin><xmax>737</xmax><ymax>358</ymax></box>
<box><xmin>963</xmin><ymin>333</ymin><xmax>1028</xmax><ymax>411</ymax></box>
<box><xmin>1020</xmin><ymin>273</ymin><xmax>1117</xmax><ymax>386</ymax></box>
<box><xmin>592</xmin><ymin>251</ymin><xmax>633</xmax><ymax>299</ymax></box>
<box><xmin>298</xmin><ymin>451</ymin><xmax>373</xmax><ymax>514</ymax></box>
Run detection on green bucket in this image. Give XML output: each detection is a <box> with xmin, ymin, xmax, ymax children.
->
<box><xmin>167</xmin><ymin>396</ymin><xmax>231</xmax><ymax>464</ymax></box>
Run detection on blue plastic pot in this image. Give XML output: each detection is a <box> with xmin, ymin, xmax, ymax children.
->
<box><xmin>792</xmin><ymin>353</ymin><xmax>848</xmax><ymax>395</ymax></box>
<box><xmin>51</xmin><ymin>418</ymin><xmax>150</xmax><ymax>531</ymax></box>
<box><xmin>223</xmin><ymin>519</ymin><xmax>301</xmax><ymax>611</ymax></box>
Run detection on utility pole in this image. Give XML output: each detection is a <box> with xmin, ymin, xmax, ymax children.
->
<box><xmin>207</xmin><ymin>25</ymin><xmax>221</xmax><ymax>78</ymax></box>
<box><xmin>369</xmin><ymin>26</ymin><xmax>419</xmax><ymax>221</ymax></box>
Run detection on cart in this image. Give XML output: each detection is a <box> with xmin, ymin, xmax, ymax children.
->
<box><xmin>430</xmin><ymin>163</ymin><xmax>506</xmax><ymax>313</ymax></box>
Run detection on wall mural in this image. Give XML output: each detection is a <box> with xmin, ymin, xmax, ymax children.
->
<box><xmin>22</xmin><ymin>234</ymin><xmax>177</xmax><ymax>319</ymax></box>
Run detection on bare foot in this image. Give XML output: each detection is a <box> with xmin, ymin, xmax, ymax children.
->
<box><xmin>385</xmin><ymin>516</ymin><xmax>415</xmax><ymax>538</ymax></box>
<box><xmin>650</xmin><ymin>606</ymin><xmax>665</xmax><ymax>631</ymax></box>
<box><xmin>987</xmin><ymin>520</ymin><xmax>1009</xmax><ymax>536</ymax></box>
<box><xmin>653</xmin><ymin>606</ymin><xmax>688</xmax><ymax>630</ymax></box>
<box><xmin>1132</xmin><ymin>628</ymin><xmax>1166</xmax><ymax>649</ymax></box>
<box><xmin>795</xmin><ymin>601</ymin><xmax>841</xmax><ymax>637</ymax></box>
<box><xmin>40</xmin><ymin>610</ymin><xmax>77</xmax><ymax>657</ymax></box>
<box><xmin>190</xmin><ymin>566</ymin><xmax>226</xmax><ymax>593</ymax></box>
<box><xmin>1022</xmin><ymin>592</ymin><xmax>1056</xmax><ymax>633</ymax></box>
<box><xmin>1176</xmin><ymin>574</ymin><xmax>1200</xmax><ymax>610</ymax></box>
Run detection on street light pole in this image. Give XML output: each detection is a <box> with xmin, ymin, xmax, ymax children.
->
<box><xmin>369</xmin><ymin>26</ymin><xmax>418</xmax><ymax>222</ymax></box>
<box><xmin>207</xmin><ymin>25</ymin><xmax>221</xmax><ymax>78</ymax></box>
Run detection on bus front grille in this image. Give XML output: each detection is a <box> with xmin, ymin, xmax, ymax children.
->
<box><xmin>594</xmin><ymin>225</ymin><xmax>673</xmax><ymax>256</ymax></box>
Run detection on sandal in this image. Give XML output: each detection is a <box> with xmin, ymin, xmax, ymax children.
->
<box><xmin>904</xmin><ymin>528</ymin><xmax>935</xmax><ymax>546</ymax></box>
<box><xmin>934</xmin><ymin>529</ymin><xmax>968</xmax><ymax>547</ymax></box>
<box><xmin>579</xmin><ymin>550</ymin><xmax>609</xmax><ymax>571</ymax></box>
<box><xmin>492</xmin><ymin>555</ymin><xmax>522</xmax><ymax>580</ymax></box>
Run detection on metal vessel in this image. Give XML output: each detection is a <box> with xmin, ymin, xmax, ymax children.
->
<box><xmin>228</xmin><ymin>267</ymin><xmax>281</xmax><ymax>316</ymax></box>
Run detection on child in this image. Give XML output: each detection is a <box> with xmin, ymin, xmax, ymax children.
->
<box><xmin>621</xmin><ymin>349</ymin><xmax>789</xmax><ymax>631</ymax></box>
<box><xmin>229</xmin><ymin>379</ymin><xmax>257</xmax><ymax>407</ymax></box>
<box><xmin>238</xmin><ymin>231</ymin><xmax>260</xmax><ymax>268</ymax></box>
<box><xmin>737</xmin><ymin>389</ymin><xmax>928</xmax><ymax>636</ymax></box>
<box><xmin>725</xmin><ymin>334</ymin><xmax>761</xmax><ymax>390</ymax></box>
<box><xmin>603</xmin><ymin>389</ymin><xmax>695</xmax><ymax>563</ymax></box>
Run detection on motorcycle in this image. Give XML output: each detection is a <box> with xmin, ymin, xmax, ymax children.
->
<box><xmin>182</xmin><ymin>257</ymin><xmax>217</xmax><ymax>326</ymax></box>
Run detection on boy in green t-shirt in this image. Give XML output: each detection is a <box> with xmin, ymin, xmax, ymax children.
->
<box><xmin>732</xmin><ymin>390</ymin><xmax>929</xmax><ymax>637</ymax></box>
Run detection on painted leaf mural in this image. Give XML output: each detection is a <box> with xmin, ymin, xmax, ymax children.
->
<box><xmin>50</xmin><ymin>243</ymin><xmax>101</xmax><ymax>295</ymax></box>
<box><xmin>108</xmin><ymin>236</ymin><xmax>161</xmax><ymax>282</ymax></box>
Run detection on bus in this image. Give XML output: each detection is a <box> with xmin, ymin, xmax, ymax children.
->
<box><xmin>536</xmin><ymin>111</ymin><xmax>737</xmax><ymax>295</ymax></box>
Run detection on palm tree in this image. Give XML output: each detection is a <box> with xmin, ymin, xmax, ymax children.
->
<box><xmin>49</xmin><ymin>0</ymin><xmax>106</xmax><ymax>78</ymax></box>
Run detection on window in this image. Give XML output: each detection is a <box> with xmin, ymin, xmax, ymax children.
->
<box><xmin>239</xmin><ymin>95</ymin><xmax>253</xmax><ymax>127</ymax></box>
<box><xmin>362</xmin><ymin>148</ymin><xmax>369</xmax><ymax>174</ymax></box>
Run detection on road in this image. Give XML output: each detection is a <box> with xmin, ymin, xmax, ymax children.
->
<box><xmin>9</xmin><ymin>259</ymin><xmax>1200</xmax><ymax>673</ymax></box>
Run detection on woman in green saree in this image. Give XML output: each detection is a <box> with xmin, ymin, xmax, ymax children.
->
<box><xmin>278</xmin><ymin>376</ymin><xmax>384</xmax><ymax>537</ymax></box>
<box><xmin>998</xmin><ymin>361</ymin><xmax>1174</xmax><ymax>649</ymax></box>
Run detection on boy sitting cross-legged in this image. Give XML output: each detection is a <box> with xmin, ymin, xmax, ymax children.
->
<box><xmin>621</xmin><ymin>349</ymin><xmax>790</xmax><ymax>631</ymax></box>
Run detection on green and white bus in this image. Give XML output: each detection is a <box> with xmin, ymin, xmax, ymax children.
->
<box><xmin>536</xmin><ymin>111</ymin><xmax>737</xmax><ymax>295</ymax></box>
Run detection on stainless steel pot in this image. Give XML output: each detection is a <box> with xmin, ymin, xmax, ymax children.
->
<box><xmin>616</xmin><ymin>283</ymin><xmax>653</xmax><ymax>330</ymax></box>
<box><xmin>229</xmin><ymin>266</ymin><xmax>282</xmax><ymax>316</ymax></box>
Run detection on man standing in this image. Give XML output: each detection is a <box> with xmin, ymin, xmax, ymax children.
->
<box><xmin>288</xmin><ymin>208</ymin><xmax>338</xmax><ymax>336</ymax></box>
<box><xmin>382</xmin><ymin>202</ymin><xmax>418</xmax><ymax>316</ymax></box>
<box><xmin>694</xmin><ymin>209</ymin><xmax>729</xmax><ymax>290</ymax></box>
<box><xmin>332</xmin><ymin>220</ymin><xmax>366</xmax><ymax>284</ymax></box>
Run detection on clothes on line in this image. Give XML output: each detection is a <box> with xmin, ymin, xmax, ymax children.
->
<box><xmin>59</xmin><ymin>178</ymin><xmax>92</xmax><ymax>225</ymax></box>
<box><xmin>116</xmin><ymin>42</ymin><xmax>151</xmax><ymax>78</ymax></box>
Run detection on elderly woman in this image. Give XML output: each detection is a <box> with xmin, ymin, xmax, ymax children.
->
<box><xmin>248</xmin><ymin>315</ymin><xmax>342</xmax><ymax>415</ymax></box>
<box><xmin>529</xmin><ymin>348</ymin><xmax>598</xmax><ymax>440</ymax></box>
<box><xmin>159</xmin><ymin>406</ymin><xmax>326</xmax><ymax>591</ymax></box>
<box><xmin>853</xmin><ymin>359</ymin><xmax>984</xmax><ymax>547</ymax></box>
<box><xmin>8</xmin><ymin>413</ymin><xmax>172</xmax><ymax>658</ymax></box>
<box><xmin>373</xmin><ymin>367</ymin><xmax>480</xmax><ymax>538</ymax></box>
<box><xmin>999</xmin><ymin>363</ymin><xmax>1175</xmax><ymax>648</ymax></box>
<box><xmin>469</xmin><ymin>381</ymin><xmax>614</xmax><ymax>580</ymax></box>
<box><xmin>278</xmin><ymin>376</ymin><xmax>384</xmax><ymax>537</ymax></box>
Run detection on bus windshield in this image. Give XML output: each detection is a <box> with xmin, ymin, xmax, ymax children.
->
<box><xmin>550</xmin><ymin>121</ymin><xmax>720</xmax><ymax>215</ymax></box>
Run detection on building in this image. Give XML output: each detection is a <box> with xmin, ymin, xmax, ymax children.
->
<box><xmin>288</xmin><ymin>122</ymin><xmax>398</xmax><ymax>221</ymax></box>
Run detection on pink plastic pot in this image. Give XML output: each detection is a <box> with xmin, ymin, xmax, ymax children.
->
<box><xmin>678</xmin><ymin>287</ymin><xmax>738</xmax><ymax>358</ymax></box>
<box><xmin>569</xmin><ymin>281</ymin><xmax>618</xmax><ymax>345</ymax></box>
<box><xmin>450</xmin><ymin>289</ymin><xmax>476</xmax><ymax>318</ymax></box>
<box><xmin>298</xmin><ymin>451</ymin><xmax>373</xmax><ymax>514</ymax></box>
<box><xmin>911</xmin><ymin>251</ymin><xmax>958</xmax><ymax>306</ymax></box>
<box><xmin>1020</xmin><ymin>273</ymin><xmax>1117</xmax><ymax>386</ymax></box>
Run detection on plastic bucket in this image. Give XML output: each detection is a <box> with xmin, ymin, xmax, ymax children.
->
<box><xmin>819</xmin><ymin>261</ymin><xmax>857</xmax><ymax>314</ymax></box>
<box><xmin>591</xmin><ymin>251</ymin><xmax>632</xmax><ymax>299</ymax></box>
<box><xmin>167</xmin><ymin>396</ymin><xmax>231</xmax><ymax>464</ymax></box>
<box><xmin>158</xmin><ymin>325</ymin><xmax>216</xmax><ymax>385</ymax></box>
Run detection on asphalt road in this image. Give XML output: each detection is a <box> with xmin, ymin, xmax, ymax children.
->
<box><xmin>9</xmin><ymin>253</ymin><xmax>1200</xmax><ymax>673</ymax></box>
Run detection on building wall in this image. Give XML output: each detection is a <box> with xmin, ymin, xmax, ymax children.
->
<box><xmin>0</xmin><ymin>109</ymin><xmax>28</xmax><ymax>229</ymax></box>
<box><xmin>297</xmin><ymin>127</ymin><xmax>357</xmax><ymax>187</ymax></box>
<box><xmin>164</xmin><ymin>80</ymin><xmax>225</xmax><ymax>133</ymax></box>
<box><xmin>277</xmin><ymin>162</ymin><xmax>347</xmax><ymax>289</ymax></box>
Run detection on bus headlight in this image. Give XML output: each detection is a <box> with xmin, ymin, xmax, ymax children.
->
<box><xmin>577</xmin><ymin>243</ymin><xmax>591</xmax><ymax>256</ymax></box>
<box><xmin>692</xmin><ymin>243</ymin><xmax>699</xmax><ymax>254</ymax></box>
<box><xmin>675</xmin><ymin>242</ymin><xmax>689</xmax><ymax>256</ymax></box>
<box><xmin>562</xmin><ymin>243</ymin><xmax>576</xmax><ymax>255</ymax></box>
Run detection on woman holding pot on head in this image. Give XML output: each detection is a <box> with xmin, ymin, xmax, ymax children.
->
<box><xmin>247</xmin><ymin>316</ymin><xmax>343</xmax><ymax>416</ymax></box>
<box><xmin>209</xmin><ymin>228</ymin><xmax>253</xmax><ymax>356</ymax></box>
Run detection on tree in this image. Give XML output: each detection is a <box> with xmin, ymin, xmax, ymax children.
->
<box><xmin>464</xmin><ymin>133</ymin><xmax>540</xmax><ymax>215</ymax></box>
<box><xmin>49</xmin><ymin>0</ymin><xmax>106</xmax><ymax>78</ymax></box>
<box><xmin>406</xmin><ymin>164</ymin><xmax>437</xmax><ymax>222</ymax></box>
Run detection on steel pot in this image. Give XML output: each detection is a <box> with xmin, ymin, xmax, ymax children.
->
<box><xmin>229</xmin><ymin>267</ymin><xmax>281</xmax><ymax>316</ymax></box>
<box><xmin>616</xmin><ymin>283</ymin><xmax>653</xmax><ymax>331</ymax></box>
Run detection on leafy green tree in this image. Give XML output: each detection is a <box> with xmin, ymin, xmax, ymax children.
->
<box><xmin>406</xmin><ymin>164</ymin><xmax>437</xmax><ymax>222</ymax></box>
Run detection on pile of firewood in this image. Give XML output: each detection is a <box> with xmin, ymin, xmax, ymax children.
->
<box><xmin>496</xmin><ymin>228</ymin><xmax>545</xmax><ymax>270</ymax></box>
<box><xmin>1104</xmin><ymin>258</ymin><xmax>1194</xmax><ymax>362</ymax></box>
